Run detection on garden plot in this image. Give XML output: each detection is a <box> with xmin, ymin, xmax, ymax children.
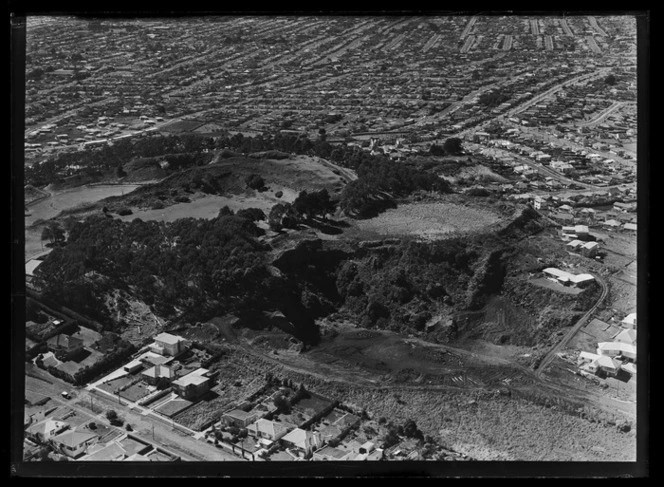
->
<box><xmin>155</xmin><ymin>396</ymin><xmax>193</xmax><ymax>417</ymax></box>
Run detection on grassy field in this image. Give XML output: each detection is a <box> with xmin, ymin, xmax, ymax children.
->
<box><xmin>24</xmin><ymin>184</ymin><xmax>141</xmax><ymax>260</ymax></box>
<box><xmin>350</xmin><ymin>202</ymin><xmax>502</xmax><ymax>240</ymax></box>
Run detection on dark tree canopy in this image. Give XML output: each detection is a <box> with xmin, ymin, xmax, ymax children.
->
<box><xmin>443</xmin><ymin>137</ymin><xmax>464</xmax><ymax>156</ymax></box>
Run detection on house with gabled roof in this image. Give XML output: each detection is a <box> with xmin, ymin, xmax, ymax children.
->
<box><xmin>46</xmin><ymin>334</ymin><xmax>84</xmax><ymax>361</ymax></box>
<box><xmin>614</xmin><ymin>329</ymin><xmax>636</xmax><ymax>346</ymax></box>
<box><xmin>25</xmin><ymin>418</ymin><xmax>70</xmax><ymax>444</ymax></box>
<box><xmin>247</xmin><ymin>418</ymin><xmax>294</xmax><ymax>443</ymax></box>
<box><xmin>280</xmin><ymin>428</ymin><xmax>322</xmax><ymax>456</ymax></box>
<box><xmin>621</xmin><ymin>313</ymin><xmax>636</xmax><ymax>329</ymax></box>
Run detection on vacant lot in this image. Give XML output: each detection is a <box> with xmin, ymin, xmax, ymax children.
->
<box><xmin>352</xmin><ymin>202</ymin><xmax>502</xmax><ymax>240</ymax></box>
<box><xmin>97</xmin><ymin>375</ymin><xmax>138</xmax><ymax>395</ymax></box>
<box><xmin>121</xmin><ymin>381</ymin><xmax>152</xmax><ymax>403</ymax></box>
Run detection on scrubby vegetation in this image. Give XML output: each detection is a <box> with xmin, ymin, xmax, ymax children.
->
<box><xmin>340</xmin><ymin>159</ymin><xmax>452</xmax><ymax>218</ymax></box>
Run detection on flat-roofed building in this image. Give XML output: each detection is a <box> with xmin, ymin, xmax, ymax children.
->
<box><xmin>151</xmin><ymin>332</ymin><xmax>188</xmax><ymax>357</ymax></box>
<box><xmin>542</xmin><ymin>268</ymin><xmax>595</xmax><ymax>288</ymax></box>
<box><xmin>597</xmin><ymin>341</ymin><xmax>636</xmax><ymax>361</ymax></box>
<box><xmin>172</xmin><ymin>370</ymin><xmax>211</xmax><ymax>400</ymax></box>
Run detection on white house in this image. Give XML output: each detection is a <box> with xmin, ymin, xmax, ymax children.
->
<box><xmin>581</xmin><ymin>241</ymin><xmax>599</xmax><ymax>257</ymax></box>
<box><xmin>150</xmin><ymin>332</ymin><xmax>188</xmax><ymax>357</ymax></box>
<box><xmin>595</xmin><ymin>355</ymin><xmax>620</xmax><ymax>376</ymax></box>
<box><xmin>566</xmin><ymin>240</ymin><xmax>584</xmax><ymax>251</ymax></box>
<box><xmin>597</xmin><ymin>341</ymin><xmax>636</xmax><ymax>361</ymax></box>
<box><xmin>614</xmin><ymin>329</ymin><xmax>637</xmax><ymax>346</ymax></box>
<box><xmin>248</xmin><ymin>418</ymin><xmax>294</xmax><ymax>443</ymax></box>
<box><xmin>621</xmin><ymin>313</ymin><xmax>637</xmax><ymax>329</ymax></box>
<box><xmin>542</xmin><ymin>268</ymin><xmax>595</xmax><ymax>288</ymax></box>
<box><xmin>280</xmin><ymin>428</ymin><xmax>322</xmax><ymax>456</ymax></box>
<box><xmin>25</xmin><ymin>419</ymin><xmax>70</xmax><ymax>444</ymax></box>
<box><xmin>50</xmin><ymin>430</ymin><xmax>98</xmax><ymax>458</ymax></box>
<box><xmin>578</xmin><ymin>351</ymin><xmax>601</xmax><ymax>373</ymax></box>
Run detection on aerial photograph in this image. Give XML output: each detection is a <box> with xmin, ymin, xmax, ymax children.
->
<box><xmin>14</xmin><ymin>12</ymin><xmax>645</xmax><ymax>477</ymax></box>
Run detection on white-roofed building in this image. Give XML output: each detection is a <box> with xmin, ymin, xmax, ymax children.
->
<box><xmin>620</xmin><ymin>362</ymin><xmax>637</xmax><ymax>375</ymax></box>
<box><xmin>141</xmin><ymin>363</ymin><xmax>175</xmax><ymax>386</ymax></box>
<box><xmin>595</xmin><ymin>355</ymin><xmax>620</xmax><ymax>376</ymax></box>
<box><xmin>25</xmin><ymin>418</ymin><xmax>70</xmax><ymax>443</ymax></box>
<box><xmin>172</xmin><ymin>371</ymin><xmax>211</xmax><ymax>400</ymax></box>
<box><xmin>622</xmin><ymin>313</ymin><xmax>637</xmax><ymax>329</ymax></box>
<box><xmin>597</xmin><ymin>341</ymin><xmax>636</xmax><ymax>361</ymax></box>
<box><xmin>50</xmin><ymin>430</ymin><xmax>98</xmax><ymax>458</ymax></box>
<box><xmin>248</xmin><ymin>418</ymin><xmax>293</xmax><ymax>443</ymax></box>
<box><xmin>580</xmin><ymin>241</ymin><xmax>599</xmax><ymax>257</ymax></box>
<box><xmin>280</xmin><ymin>428</ymin><xmax>322</xmax><ymax>456</ymax></box>
<box><xmin>542</xmin><ymin>268</ymin><xmax>595</xmax><ymax>288</ymax></box>
<box><xmin>566</xmin><ymin>239</ymin><xmax>584</xmax><ymax>251</ymax></box>
<box><xmin>150</xmin><ymin>332</ymin><xmax>188</xmax><ymax>356</ymax></box>
<box><xmin>614</xmin><ymin>329</ymin><xmax>636</xmax><ymax>346</ymax></box>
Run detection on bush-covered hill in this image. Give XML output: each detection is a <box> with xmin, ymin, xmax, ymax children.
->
<box><xmin>33</xmin><ymin>200</ymin><xmax>598</xmax><ymax>350</ymax></box>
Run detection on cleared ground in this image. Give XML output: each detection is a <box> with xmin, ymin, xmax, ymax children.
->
<box><xmin>351</xmin><ymin>202</ymin><xmax>502</xmax><ymax>240</ymax></box>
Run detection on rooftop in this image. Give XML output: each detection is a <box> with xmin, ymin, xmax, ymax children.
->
<box><xmin>315</xmin><ymin>445</ymin><xmax>349</xmax><ymax>460</ymax></box>
<box><xmin>52</xmin><ymin>430</ymin><xmax>97</xmax><ymax>448</ymax></box>
<box><xmin>224</xmin><ymin>409</ymin><xmax>256</xmax><ymax>420</ymax></box>
<box><xmin>47</xmin><ymin>334</ymin><xmax>83</xmax><ymax>350</ymax></box>
<box><xmin>173</xmin><ymin>374</ymin><xmax>209</xmax><ymax>387</ymax></box>
<box><xmin>82</xmin><ymin>441</ymin><xmax>127</xmax><ymax>461</ymax></box>
<box><xmin>154</xmin><ymin>332</ymin><xmax>185</xmax><ymax>345</ymax></box>
<box><xmin>25</xmin><ymin>259</ymin><xmax>43</xmax><ymax>276</ymax></box>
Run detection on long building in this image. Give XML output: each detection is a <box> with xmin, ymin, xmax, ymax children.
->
<box><xmin>542</xmin><ymin>268</ymin><xmax>595</xmax><ymax>287</ymax></box>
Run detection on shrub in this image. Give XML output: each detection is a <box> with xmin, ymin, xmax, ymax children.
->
<box><xmin>245</xmin><ymin>174</ymin><xmax>265</xmax><ymax>190</ymax></box>
<box><xmin>116</xmin><ymin>207</ymin><xmax>133</xmax><ymax>216</ymax></box>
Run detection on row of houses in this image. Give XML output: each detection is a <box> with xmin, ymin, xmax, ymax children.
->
<box><xmin>577</xmin><ymin>327</ymin><xmax>637</xmax><ymax>378</ymax></box>
<box><xmin>123</xmin><ymin>333</ymin><xmax>214</xmax><ymax>401</ymax></box>
<box><xmin>26</xmin><ymin>415</ymin><xmax>180</xmax><ymax>461</ymax></box>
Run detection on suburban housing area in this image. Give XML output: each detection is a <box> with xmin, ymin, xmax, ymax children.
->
<box><xmin>18</xmin><ymin>14</ymin><xmax>642</xmax><ymax>471</ymax></box>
